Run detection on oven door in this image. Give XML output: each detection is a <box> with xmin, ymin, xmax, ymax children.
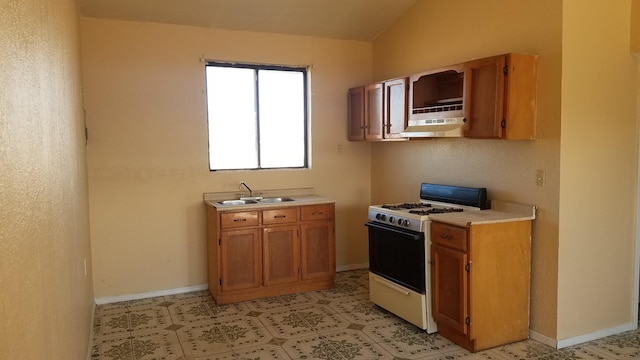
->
<box><xmin>366</xmin><ymin>221</ymin><xmax>426</xmax><ymax>293</ymax></box>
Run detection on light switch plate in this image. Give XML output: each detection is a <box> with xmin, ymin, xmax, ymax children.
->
<box><xmin>536</xmin><ymin>169</ymin><xmax>546</xmax><ymax>186</ymax></box>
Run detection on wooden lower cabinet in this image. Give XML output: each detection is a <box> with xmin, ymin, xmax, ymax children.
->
<box><xmin>431</xmin><ymin>220</ymin><xmax>531</xmax><ymax>352</ymax></box>
<box><xmin>263</xmin><ymin>225</ymin><xmax>299</xmax><ymax>286</ymax></box>
<box><xmin>220</xmin><ymin>228</ymin><xmax>261</xmax><ymax>292</ymax></box>
<box><xmin>207</xmin><ymin>203</ymin><xmax>336</xmax><ymax>304</ymax></box>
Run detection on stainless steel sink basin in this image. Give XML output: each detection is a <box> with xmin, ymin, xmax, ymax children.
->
<box><xmin>258</xmin><ymin>197</ymin><xmax>295</xmax><ymax>203</ymax></box>
<box><xmin>216</xmin><ymin>197</ymin><xmax>295</xmax><ymax>206</ymax></box>
<box><xmin>217</xmin><ymin>199</ymin><xmax>258</xmax><ymax>205</ymax></box>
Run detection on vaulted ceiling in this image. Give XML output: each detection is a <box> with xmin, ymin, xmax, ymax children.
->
<box><xmin>79</xmin><ymin>0</ymin><xmax>416</xmax><ymax>41</ymax></box>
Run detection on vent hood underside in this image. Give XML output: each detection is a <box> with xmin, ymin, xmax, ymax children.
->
<box><xmin>401</xmin><ymin>117</ymin><xmax>465</xmax><ymax>138</ymax></box>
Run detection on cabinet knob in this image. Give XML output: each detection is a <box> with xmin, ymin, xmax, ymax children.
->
<box><xmin>440</xmin><ymin>233</ymin><xmax>451</xmax><ymax>239</ymax></box>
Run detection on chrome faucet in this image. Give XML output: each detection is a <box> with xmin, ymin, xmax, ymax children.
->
<box><xmin>239</xmin><ymin>181</ymin><xmax>253</xmax><ymax>198</ymax></box>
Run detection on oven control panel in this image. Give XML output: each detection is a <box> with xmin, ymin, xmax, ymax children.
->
<box><xmin>368</xmin><ymin>209</ymin><xmax>425</xmax><ymax>232</ymax></box>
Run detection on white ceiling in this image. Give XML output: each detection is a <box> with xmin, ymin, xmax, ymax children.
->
<box><xmin>78</xmin><ymin>0</ymin><xmax>416</xmax><ymax>41</ymax></box>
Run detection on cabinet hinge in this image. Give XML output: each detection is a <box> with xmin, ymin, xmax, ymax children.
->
<box><xmin>500</xmin><ymin>119</ymin><xmax>506</xmax><ymax>128</ymax></box>
<box><xmin>465</xmin><ymin>316</ymin><xmax>470</xmax><ymax>325</ymax></box>
<box><xmin>465</xmin><ymin>263</ymin><xmax>471</xmax><ymax>272</ymax></box>
<box><xmin>218</xmin><ymin>238</ymin><xmax>221</xmax><ymax>246</ymax></box>
<box><xmin>219</xmin><ymin>278</ymin><xmax>222</xmax><ymax>286</ymax></box>
<box><xmin>503</xmin><ymin>65</ymin><xmax>508</xmax><ymax>75</ymax></box>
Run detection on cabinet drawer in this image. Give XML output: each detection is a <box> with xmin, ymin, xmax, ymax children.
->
<box><xmin>431</xmin><ymin>222</ymin><xmax>467</xmax><ymax>251</ymax></box>
<box><xmin>263</xmin><ymin>208</ymin><xmax>298</xmax><ymax>225</ymax></box>
<box><xmin>220</xmin><ymin>211</ymin><xmax>259</xmax><ymax>229</ymax></box>
<box><xmin>300</xmin><ymin>204</ymin><xmax>334</xmax><ymax>221</ymax></box>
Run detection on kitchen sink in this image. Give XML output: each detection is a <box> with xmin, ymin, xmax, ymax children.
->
<box><xmin>258</xmin><ymin>197</ymin><xmax>294</xmax><ymax>203</ymax></box>
<box><xmin>217</xmin><ymin>199</ymin><xmax>258</xmax><ymax>205</ymax></box>
<box><xmin>216</xmin><ymin>197</ymin><xmax>295</xmax><ymax>206</ymax></box>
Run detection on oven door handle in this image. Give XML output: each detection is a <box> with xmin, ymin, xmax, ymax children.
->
<box><xmin>374</xmin><ymin>276</ymin><xmax>411</xmax><ymax>295</ymax></box>
<box><xmin>365</xmin><ymin>221</ymin><xmax>423</xmax><ymax>240</ymax></box>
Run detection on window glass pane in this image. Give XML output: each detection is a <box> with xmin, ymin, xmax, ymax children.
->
<box><xmin>258</xmin><ymin>70</ymin><xmax>305</xmax><ymax>168</ymax></box>
<box><xmin>206</xmin><ymin>66</ymin><xmax>258</xmax><ymax>170</ymax></box>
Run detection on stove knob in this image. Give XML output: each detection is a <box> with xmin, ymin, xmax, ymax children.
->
<box><xmin>375</xmin><ymin>214</ymin><xmax>382</xmax><ymax>220</ymax></box>
<box><xmin>380</xmin><ymin>214</ymin><xmax>386</xmax><ymax>221</ymax></box>
<box><xmin>402</xmin><ymin>219</ymin><xmax>410</xmax><ymax>226</ymax></box>
<box><xmin>389</xmin><ymin>217</ymin><xmax>395</xmax><ymax>224</ymax></box>
<box><xmin>396</xmin><ymin>218</ymin><xmax>403</xmax><ymax>226</ymax></box>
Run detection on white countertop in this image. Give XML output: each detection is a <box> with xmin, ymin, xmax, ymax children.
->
<box><xmin>428</xmin><ymin>200</ymin><xmax>536</xmax><ymax>227</ymax></box>
<box><xmin>203</xmin><ymin>187</ymin><xmax>335</xmax><ymax>211</ymax></box>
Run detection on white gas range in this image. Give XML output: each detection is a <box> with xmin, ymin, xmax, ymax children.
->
<box><xmin>366</xmin><ymin>183</ymin><xmax>488</xmax><ymax>333</ymax></box>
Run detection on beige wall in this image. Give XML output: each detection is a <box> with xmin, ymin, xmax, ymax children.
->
<box><xmin>371</xmin><ymin>0</ymin><xmax>562</xmax><ymax>339</ymax></box>
<box><xmin>632</xmin><ymin>0</ymin><xmax>640</xmax><ymax>53</ymax></box>
<box><xmin>80</xmin><ymin>18</ymin><xmax>373</xmax><ymax>298</ymax></box>
<box><xmin>558</xmin><ymin>0</ymin><xmax>638</xmax><ymax>341</ymax></box>
<box><xmin>0</xmin><ymin>0</ymin><xmax>94</xmax><ymax>358</ymax></box>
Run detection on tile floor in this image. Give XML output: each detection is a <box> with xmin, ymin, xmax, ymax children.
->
<box><xmin>90</xmin><ymin>269</ymin><xmax>640</xmax><ymax>359</ymax></box>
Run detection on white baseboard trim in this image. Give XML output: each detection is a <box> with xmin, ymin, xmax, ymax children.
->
<box><xmin>336</xmin><ymin>263</ymin><xmax>369</xmax><ymax>272</ymax></box>
<box><xmin>530</xmin><ymin>321</ymin><xmax>638</xmax><ymax>349</ymax></box>
<box><xmin>529</xmin><ymin>329</ymin><xmax>557</xmax><ymax>348</ymax></box>
<box><xmin>95</xmin><ymin>284</ymin><xmax>209</xmax><ymax>305</ymax></box>
<box><xmin>94</xmin><ymin>266</ymin><xmax>369</xmax><ymax>305</ymax></box>
<box><xmin>556</xmin><ymin>322</ymin><xmax>637</xmax><ymax>349</ymax></box>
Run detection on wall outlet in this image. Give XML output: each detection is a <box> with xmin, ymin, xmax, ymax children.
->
<box><xmin>536</xmin><ymin>169</ymin><xmax>546</xmax><ymax>186</ymax></box>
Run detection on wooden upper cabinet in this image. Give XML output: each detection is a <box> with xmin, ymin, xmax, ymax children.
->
<box><xmin>347</xmin><ymin>80</ymin><xmax>408</xmax><ymax>141</ymax></box>
<box><xmin>463</xmin><ymin>54</ymin><xmax>538</xmax><ymax>139</ymax></box>
<box><xmin>384</xmin><ymin>78</ymin><xmax>408</xmax><ymax>139</ymax></box>
<box><xmin>364</xmin><ymin>83</ymin><xmax>384</xmax><ymax>140</ymax></box>
<box><xmin>347</xmin><ymin>86</ymin><xmax>365</xmax><ymax>141</ymax></box>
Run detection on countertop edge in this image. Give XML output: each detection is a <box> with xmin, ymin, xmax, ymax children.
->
<box><xmin>428</xmin><ymin>200</ymin><xmax>536</xmax><ymax>227</ymax></box>
<box><xmin>204</xmin><ymin>194</ymin><xmax>335</xmax><ymax>211</ymax></box>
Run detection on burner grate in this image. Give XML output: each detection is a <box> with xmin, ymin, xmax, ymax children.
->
<box><xmin>408</xmin><ymin>208</ymin><xmax>464</xmax><ymax>215</ymax></box>
<box><xmin>381</xmin><ymin>203</ymin><xmax>431</xmax><ymax>210</ymax></box>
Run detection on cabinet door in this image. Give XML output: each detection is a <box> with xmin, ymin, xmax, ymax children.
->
<box><xmin>384</xmin><ymin>78</ymin><xmax>408</xmax><ymax>139</ymax></box>
<box><xmin>220</xmin><ymin>228</ymin><xmax>261</xmax><ymax>292</ymax></box>
<box><xmin>364</xmin><ymin>83</ymin><xmax>384</xmax><ymax>140</ymax></box>
<box><xmin>300</xmin><ymin>221</ymin><xmax>335</xmax><ymax>280</ymax></box>
<box><xmin>463</xmin><ymin>55</ymin><xmax>506</xmax><ymax>138</ymax></box>
<box><xmin>263</xmin><ymin>225</ymin><xmax>300</xmax><ymax>286</ymax></box>
<box><xmin>431</xmin><ymin>244</ymin><xmax>468</xmax><ymax>336</ymax></box>
<box><xmin>347</xmin><ymin>86</ymin><xmax>365</xmax><ymax>141</ymax></box>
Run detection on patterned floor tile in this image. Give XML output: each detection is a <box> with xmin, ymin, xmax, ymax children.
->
<box><xmin>363</xmin><ymin>319</ymin><xmax>458</xmax><ymax>359</ymax></box>
<box><xmin>178</xmin><ymin>316</ymin><xmax>272</xmax><ymax>357</ymax></box>
<box><xmin>246</xmin><ymin>292</ymin><xmax>320</xmax><ymax>312</ymax></box>
<box><xmin>584</xmin><ymin>330</ymin><xmax>640</xmax><ymax>358</ymax></box>
<box><xmin>328</xmin><ymin>297</ymin><xmax>396</xmax><ymax>325</ymax></box>
<box><xmin>96</xmin><ymin>297</ymin><xmax>171</xmax><ymax>314</ymax></box>
<box><xmin>164</xmin><ymin>290</ymin><xmax>212</xmax><ymax>303</ymax></box>
<box><xmin>168</xmin><ymin>297</ymin><xmax>250</xmax><ymax>325</ymax></box>
<box><xmin>281</xmin><ymin>328</ymin><xmax>394</xmax><ymax>359</ymax></box>
<box><xmin>189</xmin><ymin>344</ymin><xmax>294</xmax><ymax>360</ymax></box>
<box><xmin>89</xmin><ymin>270</ymin><xmax>640</xmax><ymax>360</ymax></box>
<box><xmin>90</xmin><ymin>329</ymin><xmax>183</xmax><ymax>360</ymax></box>
<box><xmin>259</xmin><ymin>303</ymin><xmax>350</xmax><ymax>339</ymax></box>
<box><xmin>94</xmin><ymin>306</ymin><xmax>173</xmax><ymax>338</ymax></box>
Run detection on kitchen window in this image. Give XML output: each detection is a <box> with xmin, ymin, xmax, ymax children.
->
<box><xmin>205</xmin><ymin>61</ymin><xmax>308</xmax><ymax>171</ymax></box>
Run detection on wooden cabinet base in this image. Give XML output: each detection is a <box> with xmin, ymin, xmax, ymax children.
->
<box><xmin>210</xmin><ymin>277</ymin><xmax>335</xmax><ymax>305</ymax></box>
<box><xmin>437</xmin><ymin>323</ymin><xmax>528</xmax><ymax>353</ymax></box>
<box><xmin>437</xmin><ymin>325</ymin><xmax>475</xmax><ymax>352</ymax></box>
